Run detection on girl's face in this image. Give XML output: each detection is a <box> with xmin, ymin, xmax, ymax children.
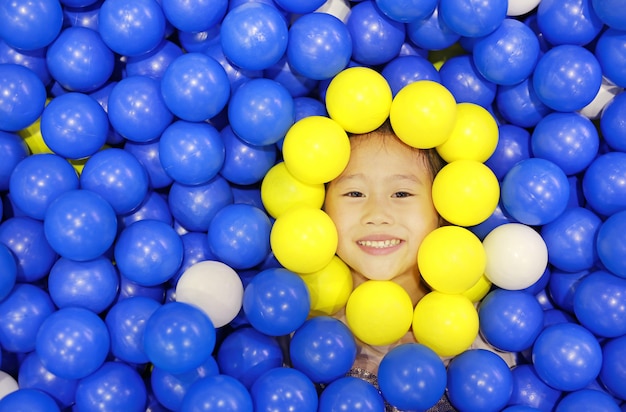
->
<box><xmin>324</xmin><ymin>133</ymin><xmax>439</xmax><ymax>281</ymax></box>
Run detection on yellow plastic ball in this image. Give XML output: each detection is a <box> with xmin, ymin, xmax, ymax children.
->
<box><xmin>261</xmin><ymin>162</ymin><xmax>326</xmax><ymax>218</ymax></box>
<box><xmin>429</xmin><ymin>43</ymin><xmax>466</xmax><ymax>70</ymax></box>
<box><xmin>345</xmin><ymin>280</ymin><xmax>413</xmax><ymax>346</ymax></box>
<box><xmin>432</xmin><ymin>160</ymin><xmax>500</xmax><ymax>227</ymax></box>
<box><xmin>436</xmin><ymin>102</ymin><xmax>499</xmax><ymax>163</ymax></box>
<box><xmin>270</xmin><ymin>207</ymin><xmax>338</xmax><ymax>274</ymax></box>
<box><xmin>462</xmin><ymin>274</ymin><xmax>492</xmax><ymax>303</ymax></box>
<box><xmin>418</xmin><ymin>225</ymin><xmax>486</xmax><ymax>294</ymax></box>
<box><xmin>19</xmin><ymin>118</ymin><xmax>52</xmax><ymax>155</ymax></box>
<box><xmin>299</xmin><ymin>256</ymin><xmax>353</xmax><ymax>317</ymax></box>
<box><xmin>282</xmin><ymin>116</ymin><xmax>350</xmax><ymax>184</ymax></box>
<box><xmin>325</xmin><ymin>67</ymin><xmax>393</xmax><ymax>134</ymax></box>
<box><xmin>389</xmin><ymin>80</ymin><xmax>457</xmax><ymax>149</ymax></box>
<box><xmin>412</xmin><ymin>291</ymin><xmax>479</xmax><ymax>357</ymax></box>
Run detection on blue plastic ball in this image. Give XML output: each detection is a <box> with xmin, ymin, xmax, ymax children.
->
<box><xmin>599</xmin><ymin>334</ymin><xmax>626</xmax><ymax>400</ymax></box>
<box><xmin>532</xmin><ymin>45</ymin><xmax>602</xmax><ymax>112</ymax></box>
<box><xmin>597</xmin><ymin>210</ymin><xmax>626</xmax><ymax>278</ymax></box>
<box><xmin>159</xmin><ymin>121</ymin><xmax>225</xmax><ymax>186</ymax></box>
<box><xmin>0</xmin><ymin>388</ymin><xmax>60</xmax><ymax>412</ymax></box>
<box><xmin>180</xmin><ymin>374</ymin><xmax>253</xmax><ymax>412</ymax></box>
<box><xmin>251</xmin><ymin>367</ymin><xmax>318</xmax><ymax>412</ymax></box>
<box><xmin>0</xmin><ymin>40</ymin><xmax>51</xmax><ymax>86</ymax></box>
<box><xmin>439</xmin><ymin>0</ymin><xmax>507</xmax><ymax>38</ymax></box>
<box><xmin>228</xmin><ymin>78</ymin><xmax>294</xmax><ymax>146</ymax></box>
<box><xmin>548</xmin><ymin>269</ymin><xmax>590</xmax><ymax>314</ymax></box>
<box><xmin>43</xmin><ymin>189</ymin><xmax>117</xmax><ymax>262</ymax></box>
<box><xmin>531</xmin><ymin>112</ymin><xmax>600</xmax><ymax>176</ymax></box>
<box><xmin>124</xmin><ymin>140</ymin><xmax>173</xmax><ymax>190</ymax></box>
<box><xmin>287</xmin><ymin>12</ymin><xmax>352</xmax><ymax>80</ymax></box>
<box><xmin>508</xmin><ymin>364</ymin><xmax>563</xmax><ymax>411</ymax></box>
<box><xmin>573</xmin><ymin>270</ymin><xmax>626</xmax><ymax>338</ymax></box>
<box><xmin>114</xmin><ymin>219</ymin><xmax>183</xmax><ymax>286</ymax></box>
<box><xmin>536</xmin><ymin>0</ymin><xmax>604</xmax><ymax>46</ymax></box>
<box><xmin>105</xmin><ymin>296</ymin><xmax>161</xmax><ymax>364</ymax></box>
<box><xmin>0</xmin><ymin>217</ymin><xmax>58</xmax><ymax>283</ymax></box>
<box><xmin>290</xmin><ymin>316</ymin><xmax>357</xmax><ymax>384</ymax></box>
<box><xmin>220</xmin><ymin>2</ymin><xmax>288</xmax><ymax>71</ymax></box>
<box><xmin>318</xmin><ymin>376</ymin><xmax>386</xmax><ymax>412</ymax></box>
<box><xmin>485</xmin><ymin>124</ymin><xmax>531</xmax><ymax>181</ymax></box>
<box><xmin>116</xmin><ymin>274</ymin><xmax>166</xmax><ymax>303</ymax></box>
<box><xmin>171</xmin><ymin>232</ymin><xmax>216</xmax><ymax>286</ymax></box>
<box><xmin>17</xmin><ymin>352</ymin><xmax>78</xmax><ymax>409</ymax></box>
<box><xmin>205</xmin><ymin>42</ymin><xmax>262</xmax><ymax>92</ymax></box>
<box><xmin>125</xmin><ymin>39</ymin><xmax>184</xmax><ymax>80</ymax></box>
<box><xmin>168</xmin><ymin>176</ymin><xmax>233</xmax><ymax>232</ymax></box>
<box><xmin>121</xmin><ymin>191</ymin><xmax>173</xmax><ymax>229</ymax></box>
<box><xmin>74</xmin><ymin>362</ymin><xmax>147</xmax><ymax>412</ymax></box>
<box><xmin>9</xmin><ymin>154</ymin><xmax>79</xmax><ymax>220</ymax></box>
<box><xmin>0</xmin><ymin>131</ymin><xmax>28</xmax><ymax>191</ymax></box>
<box><xmin>243</xmin><ymin>268</ymin><xmax>310</xmax><ymax>336</ymax></box>
<box><xmin>375</xmin><ymin>0</ymin><xmax>437</xmax><ymax>23</ymax></box>
<box><xmin>143</xmin><ymin>301</ymin><xmax>216</xmax><ymax>374</ymax></box>
<box><xmin>107</xmin><ymin>76</ymin><xmax>174</xmax><ymax>143</ymax></box>
<box><xmin>347</xmin><ymin>1</ymin><xmax>406</xmax><ymax>65</ymax></box>
<box><xmin>0</xmin><ymin>64</ymin><xmax>47</xmax><ymax>132</ymax></box>
<box><xmin>80</xmin><ymin>148</ymin><xmax>150</xmax><ymax>215</ymax></box>
<box><xmin>501</xmin><ymin>158</ymin><xmax>570</xmax><ymax>226</ymax></box>
<box><xmin>582</xmin><ymin>152</ymin><xmax>626</xmax><ymax>217</ymax></box>
<box><xmin>592</xmin><ymin>0</ymin><xmax>626</xmax><ymax>30</ymax></box>
<box><xmin>0</xmin><ymin>244</ymin><xmax>16</xmax><ymax>302</ymax></box>
<box><xmin>407</xmin><ymin>7</ymin><xmax>461</xmax><ymax>51</ymax></box>
<box><xmin>0</xmin><ymin>284</ymin><xmax>56</xmax><ymax>353</ymax></box>
<box><xmin>495</xmin><ymin>78</ymin><xmax>552</xmax><ymax>128</ymax></box>
<box><xmin>36</xmin><ymin>306</ymin><xmax>110</xmax><ymax>380</ymax></box>
<box><xmin>472</xmin><ymin>18</ymin><xmax>540</xmax><ymax>86</ymax></box>
<box><xmin>161</xmin><ymin>53</ymin><xmax>230</xmax><ymax>122</ymax></box>
<box><xmin>555</xmin><ymin>389</ymin><xmax>621</xmax><ymax>412</ymax></box>
<box><xmin>595</xmin><ymin>29</ymin><xmax>626</xmax><ymax>88</ymax></box>
<box><xmin>467</xmin><ymin>201</ymin><xmax>517</xmax><ymax>241</ymax></box>
<box><xmin>382</xmin><ymin>55</ymin><xmax>441</xmax><ymax>97</ymax></box>
<box><xmin>0</xmin><ymin>0</ymin><xmax>63</xmax><ymax>50</ymax></box>
<box><xmin>161</xmin><ymin>0</ymin><xmax>227</xmax><ymax>32</ymax></box>
<box><xmin>219</xmin><ymin>125</ymin><xmax>277</xmax><ymax>186</ymax></box>
<box><xmin>62</xmin><ymin>1</ymin><xmax>104</xmax><ymax>31</ymax></box>
<box><xmin>265</xmin><ymin>55</ymin><xmax>319</xmax><ymax>98</ymax></box>
<box><xmin>378</xmin><ymin>343</ymin><xmax>447</xmax><ymax>411</ymax></box>
<box><xmin>532</xmin><ymin>322</ymin><xmax>602</xmax><ymax>391</ymax></box>
<box><xmin>274</xmin><ymin>0</ymin><xmax>325</xmax><ymax>13</ymax></box>
<box><xmin>600</xmin><ymin>87</ymin><xmax>626</xmax><ymax>153</ymax></box>
<box><xmin>98</xmin><ymin>0</ymin><xmax>166</xmax><ymax>56</ymax></box>
<box><xmin>479</xmin><ymin>289</ymin><xmax>544</xmax><ymax>352</ymax></box>
<box><xmin>447</xmin><ymin>349</ymin><xmax>514</xmax><ymax>412</ymax></box>
<box><xmin>439</xmin><ymin>55</ymin><xmax>496</xmax><ymax>107</ymax></box>
<box><xmin>46</xmin><ymin>27</ymin><xmax>114</xmax><ymax>92</ymax></box>
<box><xmin>540</xmin><ymin>207</ymin><xmax>601</xmax><ymax>273</ymax></box>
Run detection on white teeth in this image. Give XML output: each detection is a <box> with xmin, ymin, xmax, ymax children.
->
<box><xmin>358</xmin><ymin>239</ymin><xmax>401</xmax><ymax>248</ymax></box>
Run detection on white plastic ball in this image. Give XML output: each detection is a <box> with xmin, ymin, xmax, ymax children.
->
<box><xmin>507</xmin><ymin>0</ymin><xmax>541</xmax><ymax>16</ymax></box>
<box><xmin>0</xmin><ymin>371</ymin><xmax>18</xmax><ymax>400</ymax></box>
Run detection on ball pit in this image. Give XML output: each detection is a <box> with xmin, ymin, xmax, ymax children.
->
<box><xmin>1</xmin><ymin>0</ymin><xmax>626</xmax><ymax>411</ymax></box>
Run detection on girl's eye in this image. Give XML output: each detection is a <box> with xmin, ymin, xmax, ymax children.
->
<box><xmin>344</xmin><ymin>191</ymin><xmax>364</xmax><ymax>197</ymax></box>
<box><xmin>393</xmin><ymin>192</ymin><xmax>413</xmax><ymax>198</ymax></box>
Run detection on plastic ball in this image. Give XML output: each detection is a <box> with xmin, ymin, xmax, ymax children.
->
<box><xmin>219</xmin><ymin>126</ymin><xmax>276</xmax><ymax>185</ymax></box>
<box><xmin>507</xmin><ymin>0</ymin><xmax>541</xmax><ymax>15</ymax></box>
<box><xmin>216</xmin><ymin>327</ymin><xmax>283</xmax><ymax>389</ymax></box>
<box><xmin>9</xmin><ymin>154</ymin><xmax>79</xmax><ymax>220</ymax></box>
<box><xmin>242</xmin><ymin>268</ymin><xmax>310</xmax><ymax>336</ymax></box>
<box><xmin>125</xmin><ymin>39</ymin><xmax>184</xmax><ymax>80</ymax></box>
<box><xmin>479</xmin><ymin>289</ymin><xmax>544</xmax><ymax>352</ymax></box>
<box><xmin>180</xmin><ymin>374</ymin><xmax>253</xmax><ymax>412</ymax></box>
<box><xmin>390</xmin><ymin>80</ymin><xmax>457</xmax><ymax>149</ymax></box>
<box><xmin>274</xmin><ymin>0</ymin><xmax>325</xmax><ymax>13</ymax></box>
<box><xmin>35</xmin><ymin>306</ymin><xmax>110</xmax><ymax>380</ymax></box>
<box><xmin>508</xmin><ymin>364</ymin><xmax>563</xmax><ymax>411</ymax></box>
<box><xmin>597</xmin><ymin>210</ymin><xmax>626</xmax><ymax>279</ymax></box>
<box><xmin>375</xmin><ymin>0</ymin><xmax>437</xmax><ymax>23</ymax></box>
<box><xmin>74</xmin><ymin>362</ymin><xmax>147</xmax><ymax>412</ymax></box>
<box><xmin>220</xmin><ymin>2</ymin><xmax>288</xmax><ymax>71</ymax></box>
<box><xmin>412</xmin><ymin>291</ymin><xmax>479</xmax><ymax>357</ymax></box>
<box><xmin>418</xmin><ymin>225</ymin><xmax>486</xmax><ymax>294</ymax></box>
<box><xmin>48</xmin><ymin>256</ymin><xmax>119</xmax><ymax>313</ymax></box>
<box><xmin>260</xmin><ymin>162</ymin><xmax>324</xmax><ymax>218</ymax></box>
<box><xmin>98</xmin><ymin>0</ymin><xmax>166</xmax><ymax>56</ymax></box>
<box><xmin>46</xmin><ymin>27</ymin><xmax>114</xmax><ymax>92</ymax></box>
<box><xmin>0</xmin><ymin>244</ymin><xmax>16</xmax><ymax>302</ymax></box>
<box><xmin>299</xmin><ymin>255</ymin><xmax>352</xmax><ymax>316</ymax></box>
<box><xmin>582</xmin><ymin>152</ymin><xmax>626</xmax><ymax>217</ymax></box>
<box><xmin>144</xmin><ymin>301</ymin><xmax>216</xmax><ymax>374</ymax></box>
<box><xmin>537</xmin><ymin>0</ymin><xmax>604</xmax><ymax>46</ymax></box>
<box><xmin>540</xmin><ymin>207</ymin><xmax>601</xmax><ymax>273</ymax></box>
<box><xmin>0</xmin><ymin>388</ymin><xmax>60</xmax><ymax>412</ymax></box>
<box><xmin>121</xmin><ymin>191</ymin><xmax>173</xmax><ymax>229</ymax></box>
<box><xmin>382</xmin><ymin>55</ymin><xmax>441</xmax><ymax>97</ymax></box>
<box><xmin>496</xmin><ymin>78</ymin><xmax>553</xmax><ymax>128</ymax></box>
<box><xmin>406</xmin><ymin>6</ymin><xmax>461</xmax><ymax>51</ymax></box>
<box><xmin>0</xmin><ymin>64</ymin><xmax>47</xmax><ymax>132</ymax></box>
<box><xmin>325</xmin><ymin>67</ymin><xmax>393</xmax><ymax>134</ymax></box>
<box><xmin>318</xmin><ymin>376</ymin><xmax>385</xmax><ymax>412</ymax></box>
<box><xmin>264</xmin><ymin>55</ymin><xmax>320</xmax><ymax>99</ymax></box>
<box><xmin>43</xmin><ymin>189</ymin><xmax>117</xmax><ymax>261</ymax></box>
<box><xmin>439</xmin><ymin>55</ymin><xmax>497</xmax><ymax>108</ymax></box>
<box><xmin>483</xmin><ymin>223</ymin><xmax>548</xmax><ymax>290</ymax></box>
<box><xmin>124</xmin><ymin>140</ymin><xmax>173</xmax><ymax>190</ymax></box>
<box><xmin>346</xmin><ymin>1</ymin><xmax>406</xmax><ymax>66</ymax></box>
<box><xmin>250</xmin><ymin>367</ymin><xmax>318</xmax><ymax>412</ymax></box>
<box><xmin>573</xmin><ymin>270</ymin><xmax>626</xmax><ymax>338</ymax></box>
<box><xmin>0</xmin><ymin>0</ymin><xmax>63</xmax><ymax>51</ymax></box>
<box><xmin>175</xmin><ymin>260</ymin><xmax>244</xmax><ymax>328</ymax></box>
<box><xmin>532</xmin><ymin>322</ymin><xmax>603</xmax><ymax>391</ymax></box>
<box><xmin>0</xmin><ymin>217</ymin><xmax>58</xmax><ymax>283</ymax></box>
<box><xmin>595</xmin><ymin>29</ymin><xmax>626</xmax><ymax>88</ymax></box>
<box><xmin>556</xmin><ymin>389</ymin><xmax>621</xmax><ymax>412</ymax></box>
<box><xmin>0</xmin><ymin>131</ymin><xmax>28</xmax><ymax>191</ymax></box>
<box><xmin>436</xmin><ymin>102</ymin><xmax>499</xmax><ymax>163</ymax></box>
<box><xmin>168</xmin><ymin>176</ymin><xmax>233</xmax><ymax>232</ymax></box>
<box><xmin>472</xmin><ymin>18</ymin><xmax>540</xmax><ymax>86</ymax></box>
<box><xmin>462</xmin><ymin>274</ymin><xmax>493</xmax><ymax>303</ymax></box>
<box><xmin>0</xmin><ymin>284</ymin><xmax>55</xmax><ymax>353</ymax></box>
<box><xmin>547</xmin><ymin>269</ymin><xmax>589</xmax><ymax>314</ymax></box>
<box><xmin>485</xmin><ymin>124</ymin><xmax>531</xmax><ymax>181</ymax></box>
<box><xmin>599</xmin><ymin>334</ymin><xmax>626</xmax><ymax>400</ymax></box>
<box><xmin>0</xmin><ymin>371</ymin><xmax>18</xmax><ymax>401</ymax></box>
<box><xmin>114</xmin><ymin>219</ymin><xmax>183</xmax><ymax>286</ymax></box>
<box><xmin>161</xmin><ymin>0</ymin><xmax>226</xmax><ymax>32</ymax></box>
<box><xmin>533</xmin><ymin>45</ymin><xmax>602</xmax><ymax>112</ymax></box>
<box><xmin>17</xmin><ymin>352</ymin><xmax>78</xmax><ymax>409</ymax></box>
<box><xmin>107</xmin><ymin>76</ymin><xmax>174</xmax><ymax>143</ymax></box>
<box><xmin>439</xmin><ymin>0</ymin><xmax>508</xmax><ymax>38</ymax></box>
<box><xmin>270</xmin><ymin>207</ymin><xmax>338</xmax><ymax>273</ymax></box>
<box><xmin>287</xmin><ymin>12</ymin><xmax>352</xmax><ymax>81</ymax></box>
<box><xmin>160</xmin><ymin>53</ymin><xmax>230</xmax><ymax>122</ymax></box>
<box><xmin>290</xmin><ymin>316</ymin><xmax>357</xmax><ymax>384</ymax></box>
<box><xmin>601</xmin><ymin>89</ymin><xmax>626</xmax><ymax>152</ymax></box>
<box><xmin>378</xmin><ymin>343</ymin><xmax>447</xmax><ymax>411</ymax></box>
<box><xmin>432</xmin><ymin>160</ymin><xmax>500</xmax><ymax>227</ymax></box>
<box><xmin>0</xmin><ymin>40</ymin><xmax>51</xmax><ymax>87</ymax></box>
